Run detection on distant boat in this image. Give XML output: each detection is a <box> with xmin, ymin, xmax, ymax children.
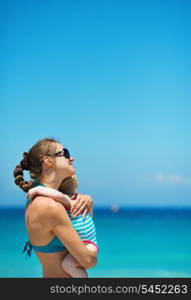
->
<box><xmin>110</xmin><ymin>204</ymin><xmax>120</xmax><ymax>213</ymax></box>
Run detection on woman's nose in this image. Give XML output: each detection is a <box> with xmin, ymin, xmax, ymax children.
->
<box><xmin>70</xmin><ymin>157</ymin><xmax>74</xmax><ymax>162</ymax></box>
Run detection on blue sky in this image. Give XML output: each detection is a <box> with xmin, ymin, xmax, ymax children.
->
<box><xmin>1</xmin><ymin>0</ymin><xmax>191</xmax><ymax>207</ymax></box>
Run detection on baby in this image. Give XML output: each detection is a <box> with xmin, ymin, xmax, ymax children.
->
<box><xmin>27</xmin><ymin>175</ymin><xmax>98</xmax><ymax>278</ymax></box>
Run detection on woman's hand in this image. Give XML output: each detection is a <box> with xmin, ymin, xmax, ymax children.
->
<box><xmin>70</xmin><ymin>194</ymin><xmax>94</xmax><ymax>219</ymax></box>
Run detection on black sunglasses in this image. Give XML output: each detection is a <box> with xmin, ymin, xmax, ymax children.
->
<box><xmin>53</xmin><ymin>148</ymin><xmax>70</xmax><ymax>159</ymax></box>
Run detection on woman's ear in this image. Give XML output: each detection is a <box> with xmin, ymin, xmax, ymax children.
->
<box><xmin>43</xmin><ymin>156</ymin><xmax>53</xmax><ymax>167</ymax></box>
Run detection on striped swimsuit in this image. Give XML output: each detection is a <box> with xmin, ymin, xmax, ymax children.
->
<box><xmin>67</xmin><ymin>210</ymin><xmax>98</xmax><ymax>248</ymax></box>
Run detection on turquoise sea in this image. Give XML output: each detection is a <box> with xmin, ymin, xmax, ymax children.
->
<box><xmin>0</xmin><ymin>207</ymin><xmax>191</xmax><ymax>278</ymax></box>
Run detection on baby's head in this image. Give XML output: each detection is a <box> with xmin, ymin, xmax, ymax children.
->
<box><xmin>59</xmin><ymin>175</ymin><xmax>78</xmax><ymax>196</ymax></box>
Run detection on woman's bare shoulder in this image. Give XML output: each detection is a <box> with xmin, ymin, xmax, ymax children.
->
<box><xmin>30</xmin><ymin>196</ymin><xmax>66</xmax><ymax>218</ymax></box>
<box><xmin>34</xmin><ymin>197</ymin><xmax>70</xmax><ymax>227</ymax></box>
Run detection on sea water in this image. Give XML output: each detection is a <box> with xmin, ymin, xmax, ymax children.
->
<box><xmin>0</xmin><ymin>207</ymin><xmax>190</xmax><ymax>278</ymax></box>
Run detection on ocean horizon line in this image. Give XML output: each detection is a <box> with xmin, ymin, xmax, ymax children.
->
<box><xmin>0</xmin><ymin>204</ymin><xmax>191</xmax><ymax>211</ymax></box>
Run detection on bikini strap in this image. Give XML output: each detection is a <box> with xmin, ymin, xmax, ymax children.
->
<box><xmin>22</xmin><ymin>240</ymin><xmax>33</xmax><ymax>258</ymax></box>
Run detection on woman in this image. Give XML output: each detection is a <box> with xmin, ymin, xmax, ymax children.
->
<box><xmin>13</xmin><ymin>137</ymin><xmax>98</xmax><ymax>277</ymax></box>
<box><xmin>26</xmin><ymin>175</ymin><xmax>98</xmax><ymax>278</ymax></box>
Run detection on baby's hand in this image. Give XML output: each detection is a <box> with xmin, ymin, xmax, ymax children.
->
<box><xmin>27</xmin><ymin>186</ymin><xmax>41</xmax><ymax>200</ymax></box>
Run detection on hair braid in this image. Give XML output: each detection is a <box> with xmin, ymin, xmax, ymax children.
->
<box><xmin>13</xmin><ymin>163</ymin><xmax>32</xmax><ymax>193</ymax></box>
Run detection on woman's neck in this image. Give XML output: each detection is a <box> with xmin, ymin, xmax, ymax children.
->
<box><xmin>40</xmin><ymin>180</ymin><xmax>60</xmax><ymax>190</ymax></box>
<box><xmin>40</xmin><ymin>175</ymin><xmax>62</xmax><ymax>190</ymax></box>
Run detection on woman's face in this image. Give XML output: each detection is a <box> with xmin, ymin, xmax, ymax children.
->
<box><xmin>51</xmin><ymin>143</ymin><xmax>75</xmax><ymax>179</ymax></box>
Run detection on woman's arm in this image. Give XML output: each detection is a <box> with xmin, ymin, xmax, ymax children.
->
<box><xmin>38</xmin><ymin>199</ymin><xmax>97</xmax><ymax>269</ymax></box>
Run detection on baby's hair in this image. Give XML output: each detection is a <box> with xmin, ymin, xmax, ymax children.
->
<box><xmin>13</xmin><ymin>138</ymin><xmax>58</xmax><ymax>192</ymax></box>
<box><xmin>59</xmin><ymin>175</ymin><xmax>78</xmax><ymax>196</ymax></box>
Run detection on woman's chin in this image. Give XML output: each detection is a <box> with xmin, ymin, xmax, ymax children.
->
<box><xmin>69</xmin><ymin>168</ymin><xmax>75</xmax><ymax>176</ymax></box>
<box><xmin>61</xmin><ymin>169</ymin><xmax>75</xmax><ymax>180</ymax></box>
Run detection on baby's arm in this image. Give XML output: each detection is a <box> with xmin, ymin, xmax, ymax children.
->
<box><xmin>27</xmin><ymin>186</ymin><xmax>72</xmax><ymax>209</ymax></box>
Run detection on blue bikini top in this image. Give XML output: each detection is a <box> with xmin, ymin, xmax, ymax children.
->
<box><xmin>23</xmin><ymin>181</ymin><xmax>67</xmax><ymax>257</ymax></box>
